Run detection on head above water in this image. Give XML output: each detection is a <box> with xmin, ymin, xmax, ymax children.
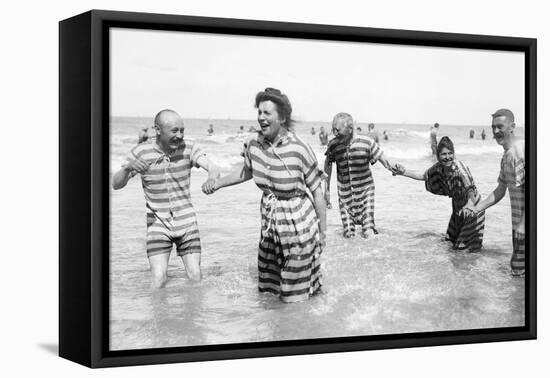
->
<box><xmin>332</xmin><ymin>112</ymin><xmax>355</xmax><ymax>142</ymax></box>
<box><xmin>368</xmin><ymin>123</ymin><xmax>375</xmax><ymax>130</ymax></box>
<box><xmin>434</xmin><ymin>123</ymin><xmax>440</xmax><ymax>128</ymax></box>
<box><xmin>436</xmin><ymin>136</ymin><xmax>455</xmax><ymax>166</ymax></box>
<box><xmin>154</xmin><ymin>109</ymin><xmax>185</xmax><ymax>152</ymax></box>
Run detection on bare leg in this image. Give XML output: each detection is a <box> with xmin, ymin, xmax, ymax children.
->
<box><xmin>148</xmin><ymin>253</ymin><xmax>170</xmax><ymax>289</ymax></box>
<box><xmin>181</xmin><ymin>253</ymin><xmax>201</xmax><ymax>281</ymax></box>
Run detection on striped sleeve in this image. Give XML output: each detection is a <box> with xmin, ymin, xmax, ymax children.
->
<box><xmin>498</xmin><ymin>142</ymin><xmax>525</xmax><ymax>188</ymax></box>
<box><xmin>424</xmin><ymin>163</ymin><xmax>448</xmax><ymax>196</ymax></box>
<box><xmin>121</xmin><ymin>144</ymin><xmax>142</xmax><ymax>178</ymax></box>
<box><xmin>369</xmin><ymin>139</ymin><xmax>383</xmax><ymax>164</ymax></box>
<box><xmin>189</xmin><ymin>141</ymin><xmax>206</xmax><ymax>168</ymax></box>
<box><xmin>302</xmin><ymin>143</ymin><xmax>326</xmax><ymax>192</ymax></box>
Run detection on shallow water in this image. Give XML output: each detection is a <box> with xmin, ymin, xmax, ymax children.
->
<box><xmin>109</xmin><ymin>118</ymin><xmax>525</xmax><ymax>350</ymax></box>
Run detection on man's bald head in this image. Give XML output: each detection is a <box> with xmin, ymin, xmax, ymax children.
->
<box><xmin>154</xmin><ymin>109</ymin><xmax>184</xmax><ymax>129</ymax></box>
<box><xmin>153</xmin><ymin>109</ymin><xmax>185</xmax><ymax>152</ymax></box>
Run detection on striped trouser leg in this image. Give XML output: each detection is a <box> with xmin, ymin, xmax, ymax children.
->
<box><xmin>338</xmin><ymin>198</ymin><xmax>355</xmax><ymax>237</ymax></box>
<box><xmin>257</xmin><ymin>237</ymin><xmax>282</xmax><ymax>295</ymax></box>
<box><xmin>361</xmin><ymin>184</ymin><xmax>376</xmax><ymax>232</ymax></box>
<box><xmin>511</xmin><ymin>230</ymin><xmax>525</xmax><ymax>275</ymax></box>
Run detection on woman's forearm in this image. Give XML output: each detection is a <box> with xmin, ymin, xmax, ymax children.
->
<box><xmin>402</xmin><ymin>169</ymin><xmax>425</xmax><ymax>181</ymax></box>
<box><xmin>216</xmin><ymin>164</ymin><xmax>252</xmax><ymax>189</ymax></box>
<box><xmin>312</xmin><ymin>186</ymin><xmax>327</xmax><ymax>234</ymax></box>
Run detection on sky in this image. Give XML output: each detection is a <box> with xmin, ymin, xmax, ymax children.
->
<box><xmin>110</xmin><ymin>28</ymin><xmax>525</xmax><ymax>127</ymax></box>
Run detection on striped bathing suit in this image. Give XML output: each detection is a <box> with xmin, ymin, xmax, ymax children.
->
<box><xmin>325</xmin><ymin>136</ymin><xmax>383</xmax><ymax>237</ymax></box>
<box><xmin>124</xmin><ymin>140</ymin><xmax>205</xmax><ymax>257</ymax></box>
<box><xmin>425</xmin><ymin>160</ymin><xmax>485</xmax><ymax>251</ymax></box>
<box><xmin>498</xmin><ymin>140</ymin><xmax>525</xmax><ymax>274</ymax></box>
<box><xmin>243</xmin><ymin>131</ymin><xmax>325</xmax><ymax>303</ymax></box>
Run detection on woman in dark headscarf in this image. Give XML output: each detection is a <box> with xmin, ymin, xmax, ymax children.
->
<box><xmin>394</xmin><ymin>136</ymin><xmax>485</xmax><ymax>251</ymax></box>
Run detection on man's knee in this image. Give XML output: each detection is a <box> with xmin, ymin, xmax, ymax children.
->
<box><xmin>149</xmin><ymin>255</ymin><xmax>169</xmax><ymax>288</ymax></box>
<box><xmin>183</xmin><ymin>253</ymin><xmax>201</xmax><ymax>281</ymax></box>
<box><xmin>151</xmin><ymin>269</ymin><xmax>168</xmax><ymax>288</ymax></box>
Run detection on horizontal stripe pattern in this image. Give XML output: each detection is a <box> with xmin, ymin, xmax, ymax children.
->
<box><xmin>243</xmin><ymin>132</ymin><xmax>325</xmax><ymax>196</ymax></box>
<box><xmin>243</xmin><ymin>132</ymin><xmax>324</xmax><ymax>302</ymax></box>
<box><xmin>258</xmin><ymin>194</ymin><xmax>322</xmax><ymax>303</ymax></box>
<box><xmin>425</xmin><ymin>160</ymin><xmax>476</xmax><ymax>208</ymax></box>
<box><xmin>445</xmin><ymin>194</ymin><xmax>485</xmax><ymax>250</ymax></box>
<box><xmin>325</xmin><ymin>136</ymin><xmax>383</xmax><ymax>234</ymax></box>
<box><xmin>498</xmin><ymin>141</ymin><xmax>525</xmax><ymax>230</ymax></box>
<box><xmin>511</xmin><ymin>231</ymin><xmax>525</xmax><ymax>275</ymax></box>
<box><xmin>425</xmin><ymin>160</ymin><xmax>485</xmax><ymax>250</ymax></box>
<box><xmin>125</xmin><ymin>140</ymin><xmax>205</xmax><ymax>256</ymax></box>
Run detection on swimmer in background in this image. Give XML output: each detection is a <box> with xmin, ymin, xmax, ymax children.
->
<box><xmin>207</xmin><ymin>123</ymin><xmax>214</xmax><ymax>136</ymax></box>
<box><xmin>430</xmin><ymin>122</ymin><xmax>440</xmax><ymax>156</ymax></box>
<box><xmin>311</xmin><ymin>127</ymin><xmax>316</xmax><ymax>135</ymax></box>
<box><xmin>470</xmin><ymin>129</ymin><xmax>475</xmax><ymax>139</ymax></box>
<box><xmin>481</xmin><ymin>129</ymin><xmax>486</xmax><ymax>140</ymax></box>
<box><xmin>238</xmin><ymin>125</ymin><xmax>245</xmax><ymax>135</ymax></box>
<box><xmin>138</xmin><ymin>127</ymin><xmax>150</xmax><ymax>144</ymax></box>
<box><xmin>383</xmin><ymin>130</ymin><xmax>389</xmax><ymax>141</ymax></box>
<box><xmin>318</xmin><ymin>126</ymin><xmax>329</xmax><ymax>146</ymax></box>
<box><xmin>366</xmin><ymin>123</ymin><xmax>380</xmax><ymax>143</ymax></box>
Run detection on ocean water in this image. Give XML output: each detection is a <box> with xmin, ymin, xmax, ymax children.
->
<box><xmin>109</xmin><ymin>116</ymin><xmax>525</xmax><ymax>350</ymax></box>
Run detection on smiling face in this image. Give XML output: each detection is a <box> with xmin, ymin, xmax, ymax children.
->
<box><xmin>257</xmin><ymin>100</ymin><xmax>285</xmax><ymax>142</ymax></box>
<box><xmin>438</xmin><ymin>147</ymin><xmax>455</xmax><ymax>167</ymax></box>
<box><xmin>332</xmin><ymin>117</ymin><xmax>354</xmax><ymax>143</ymax></box>
<box><xmin>492</xmin><ymin>115</ymin><xmax>515</xmax><ymax>147</ymax></box>
<box><xmin>155</xmin><ymin>111</ymin><xmax>185</xmax><ymax>152</ymax></box>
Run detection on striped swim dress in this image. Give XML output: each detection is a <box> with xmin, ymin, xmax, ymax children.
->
<box><xmin>498</xmin><ymin>140</ymin><xmax>526</xmax><ymax>275</ymax></box>
<box><xmin>325</xmin><ymin>136</ymin><xmax>383</xmax><ymax>237</ymax></box>
<box><xmin>124</xmin><ymin>140</ymin><xmax>205</xmax><ymax>257</ymax></box>
<box><xmin>424</xmin><ymin>160</ymin><xmax>485</xmax><ymax>251</ymax></box>
<box><xmin>243</xmin><ymin>131</ymin><xmax>325</xmax><ymax>303</ymax></box>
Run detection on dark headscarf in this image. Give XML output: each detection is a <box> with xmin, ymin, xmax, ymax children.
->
<box><xmin>436</xmin><ymin>136</ymin><xmax>455</xmax><ymax>161</ymax></box>
<box><xmin>255</xmin><ymin>87</ymin><xmax>293</xmax><ymax>128</ymax></box>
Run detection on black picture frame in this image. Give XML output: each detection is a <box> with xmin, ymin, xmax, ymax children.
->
<box><xmin>59</xmin><ymin>9</ymin><xmax>537</xmax><ymax>368</ymax></box>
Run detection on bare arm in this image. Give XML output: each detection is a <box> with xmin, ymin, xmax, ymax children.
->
<box><xmin>112</xmin><ymin>167</ymin><xmax>133</xmax><ymax>190</ymax></box>
<box><xmin>473</xmin><ymin>182</ymin><xmax>507</xmax><ymax>213</ymax></box>
<box><xmin>323</xmin><ymin>159</ymin><xmax>333</xmax><ymax>208</ymax></box>
<box><xmin>202</xmin><ymin>162</ymin><xmax>252</xmax><ymax>194</ymax></box>
<box><xmin>395</xmin><ymin>164</ymin><xmax>425</xmax><ymax>181</ymax></box>
<box><xmin>377</xmin><ymin>153</ymin><xmax>396</xmax><ymax>173</ymax></box>
<box><xmin>112</xmin><ymin>157</ymin><xmax>149</xmax><ymax>190</ymax></box>
<box><xmin>311</xmin><ymin>185</ymin><xmax>327</xmax><ymax>247</ymax></box>
<box><xmin>195</xmin><ymin>155</ymin><xmax>220</xmax><ymax>180</ymax></box>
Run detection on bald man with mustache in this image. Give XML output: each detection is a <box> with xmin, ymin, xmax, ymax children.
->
<box><xmin>113</xmin><ymin>109</ymin><xmax>220</xmax><ymax>288</ymax></box>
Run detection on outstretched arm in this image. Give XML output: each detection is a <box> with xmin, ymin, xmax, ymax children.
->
<box><xmin>378</xmin><ymin>154</ymin><xmax>395</xmax><ymax>173</ymax></box>
<box><xmin>472</xmin><ymin>182</ymin><xmax>507</xmax><ymax>213</ymax></box>
<box><xmin>393</xmin><ymin>163</ymin><xmax>425</xmax><ymax>181</ymax></box>
<box><xmin>195</xmin><ymin>155</ymin><xmax>220</xmax><ymax>180</ymax></box>
<box><xmin>202</xmin><ymin>162</ymin><xmax>252</xmax><ymax>194</ymax></box>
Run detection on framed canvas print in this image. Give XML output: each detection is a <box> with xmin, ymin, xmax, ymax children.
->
<box><xmin>59</xmin><ymin>10</ymin><xmax>537</xmax><ymax>368</ymax></box>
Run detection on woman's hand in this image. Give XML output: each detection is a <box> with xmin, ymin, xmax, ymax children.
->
<box><xmin>459</xmin><ymin>205</ymin><xmax>477</xmax><ymax>219</ymax></box>
<box><xmin>201</xmin><ymin>178</ymin><xmax>218</xmax><ymax>194</ymax></box>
